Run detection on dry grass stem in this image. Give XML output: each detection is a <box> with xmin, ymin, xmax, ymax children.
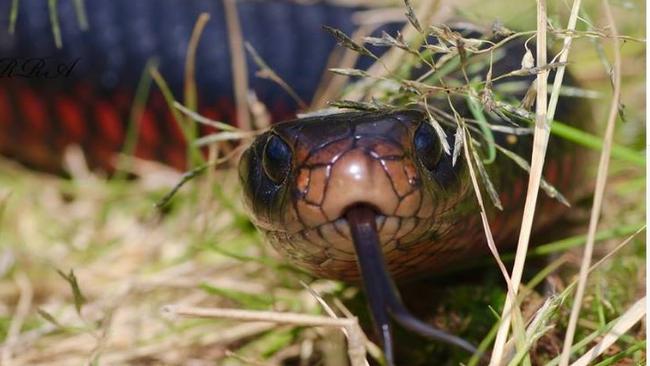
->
<box><xmin>585</xmin><ymin>226</ymin><xmax>645</xmax><ymax>276</ymax></box>
<box><xmin>568</xmin><ymin>296</ymin><xmax>646</xmax><ymax>366</ymax></box>
<box><xmin>162</xmin><ymin>305</ymin><xmax>368</xmax><ymax>366</ymax></box>
<box><xmin>460</xmin><ymin>122</ymin><xmax>519</xmax><ymax>315</ymax></box>
<box><xmin>1</xmin><ymin>272</ymin><xmax>33</xmax><ymax>366</ymax></box>
<box><xmin>174</xmin><ymin>101</ymin><xmax>240</xmax><ymax>132</ymax></box>
<box><xmin>559</xmin><ymin>1</ymin><xmax>623</xmax><ymax>364</ymax></box>
<box><xmin>311</xmin><ymin>25</ymin><xmax>377</xmax><ymax>109</ymax></box>
<box><xmin>546</xmin><ymin>0</ymin><xmax>583</xmax><ymax>121</ymax></box>
<box><xmin>184</xmin><ymin>13</ymin><xmax>210</xmax><ymax>112</ymax></box>
<box><xmin>245</xmin><ymin>42</ymin><xmax>308</xmax><ymax>110</ymax></box>
<box><xmin>344</xmin><ymin>0</ymin><xmax>440</xmax><ymax>101</ymax></box>
<box><xmin>224</xmin><ymin>0</ymin><xmax>251</xmax><ymax>131</ymax></box>
<box><xmin>489</xmin><ymin>1</ymin><xmax>550</xmax><ymax>364</ymax></box>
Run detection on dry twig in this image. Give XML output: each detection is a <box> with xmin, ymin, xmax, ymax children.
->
<box><xmin>162</xmin><ymin>305</ymin><xmax>368</xmax><ymax>366</ymax></box>
<box><xmin>559</xmin><ymin>1</ymin><xmax>623</xmax><ymax>364</ymax></box>
<box><xmin>489</xmin><ymin>1</ymin><xmax>550</xmax><ymax>364</ymax></box>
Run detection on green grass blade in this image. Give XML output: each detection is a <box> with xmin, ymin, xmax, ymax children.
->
<box><xmin>8</xmin><ymin>0</ymin><xmax>19</xmax><ymax>34</ymax></box>
<box><xmin>551</xmin><ymin>119</ymin><xmax>645</xmax><ymax>166</ymax></box>
<box><xmin>114</xmin><ymin>58</ymin><xmax>157</xmax><ymax>179</ymax></box>
<box><xmin>47</xmin><ymin>0</ymin><xmax>62</xmax><ymax>48</ymax></box>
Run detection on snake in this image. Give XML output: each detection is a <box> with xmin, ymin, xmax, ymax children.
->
<box><xmin>0</xmin><ymin>0</ymin><xmax>589</xmax><ymax>364</ymax></box>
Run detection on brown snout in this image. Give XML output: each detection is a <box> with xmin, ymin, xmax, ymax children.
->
<box><xmin>294</xmin><ymin>139</ymin><xmax>424</xmax><ymax>228</ymax></box>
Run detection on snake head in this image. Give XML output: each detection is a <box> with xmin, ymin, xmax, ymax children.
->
<box><xmin>239</xmin><ymin>109</ymin><xmax>473</xmax><ymax>281</ymax></box>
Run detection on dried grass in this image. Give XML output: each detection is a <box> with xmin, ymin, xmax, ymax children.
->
<box><xmin>559</xmin><ymin>1</ymin><xmax>625</xmax><ymax>364</ymax></box>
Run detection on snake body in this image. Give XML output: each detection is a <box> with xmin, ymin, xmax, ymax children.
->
<box><xmin>0</xmin><ymin>0</ymin><xmax>395</xmax><ymax>171</ymax></box>
<box><xmin>1</xmin><ymin>1</ymin><xmax>589</xmax><ymax>362</ymax></box>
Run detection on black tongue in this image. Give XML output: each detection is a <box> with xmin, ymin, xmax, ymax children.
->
<box><xmin>345</xmin><ymin>205</ymin><xmax>479</xmax><ymax>366</ymax></box>
<box><xmin>346</xmin><ymin>205</ymin><xmax>397</xmax><ymax>363</ymax></box>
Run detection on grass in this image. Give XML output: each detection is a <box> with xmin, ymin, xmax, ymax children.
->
<box><xmin>0</xmin><ymin>0</ymin><xmax>645</xmax><ymax>365</ymax></box>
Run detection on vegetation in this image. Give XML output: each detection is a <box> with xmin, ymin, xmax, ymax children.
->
<box><xmin>0</xmin><ymin>0</ymin><xmax>644</xmax><ymax>365</ymax></box>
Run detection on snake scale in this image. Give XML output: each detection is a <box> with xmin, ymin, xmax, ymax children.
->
<box><xmin>0</xmin><ymin>0</ymin><xmax>589</xmax><ymax>364</ymax></box>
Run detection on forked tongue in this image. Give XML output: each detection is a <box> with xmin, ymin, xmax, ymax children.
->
<box><xmin>345</xmin><ymin>205</ymin><xmax>478</xmax><ymax>365</ymax></box>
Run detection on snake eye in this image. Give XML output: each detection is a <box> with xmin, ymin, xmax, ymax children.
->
<box><xmin>263</xmin><ymin>134</ymin><xmax>292</xmax><ymax>184</ymax></box>
<box><xmin>413</xmin><ymin>122</ymin><xmax>442</xmax><ymax>171</ymax></box>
